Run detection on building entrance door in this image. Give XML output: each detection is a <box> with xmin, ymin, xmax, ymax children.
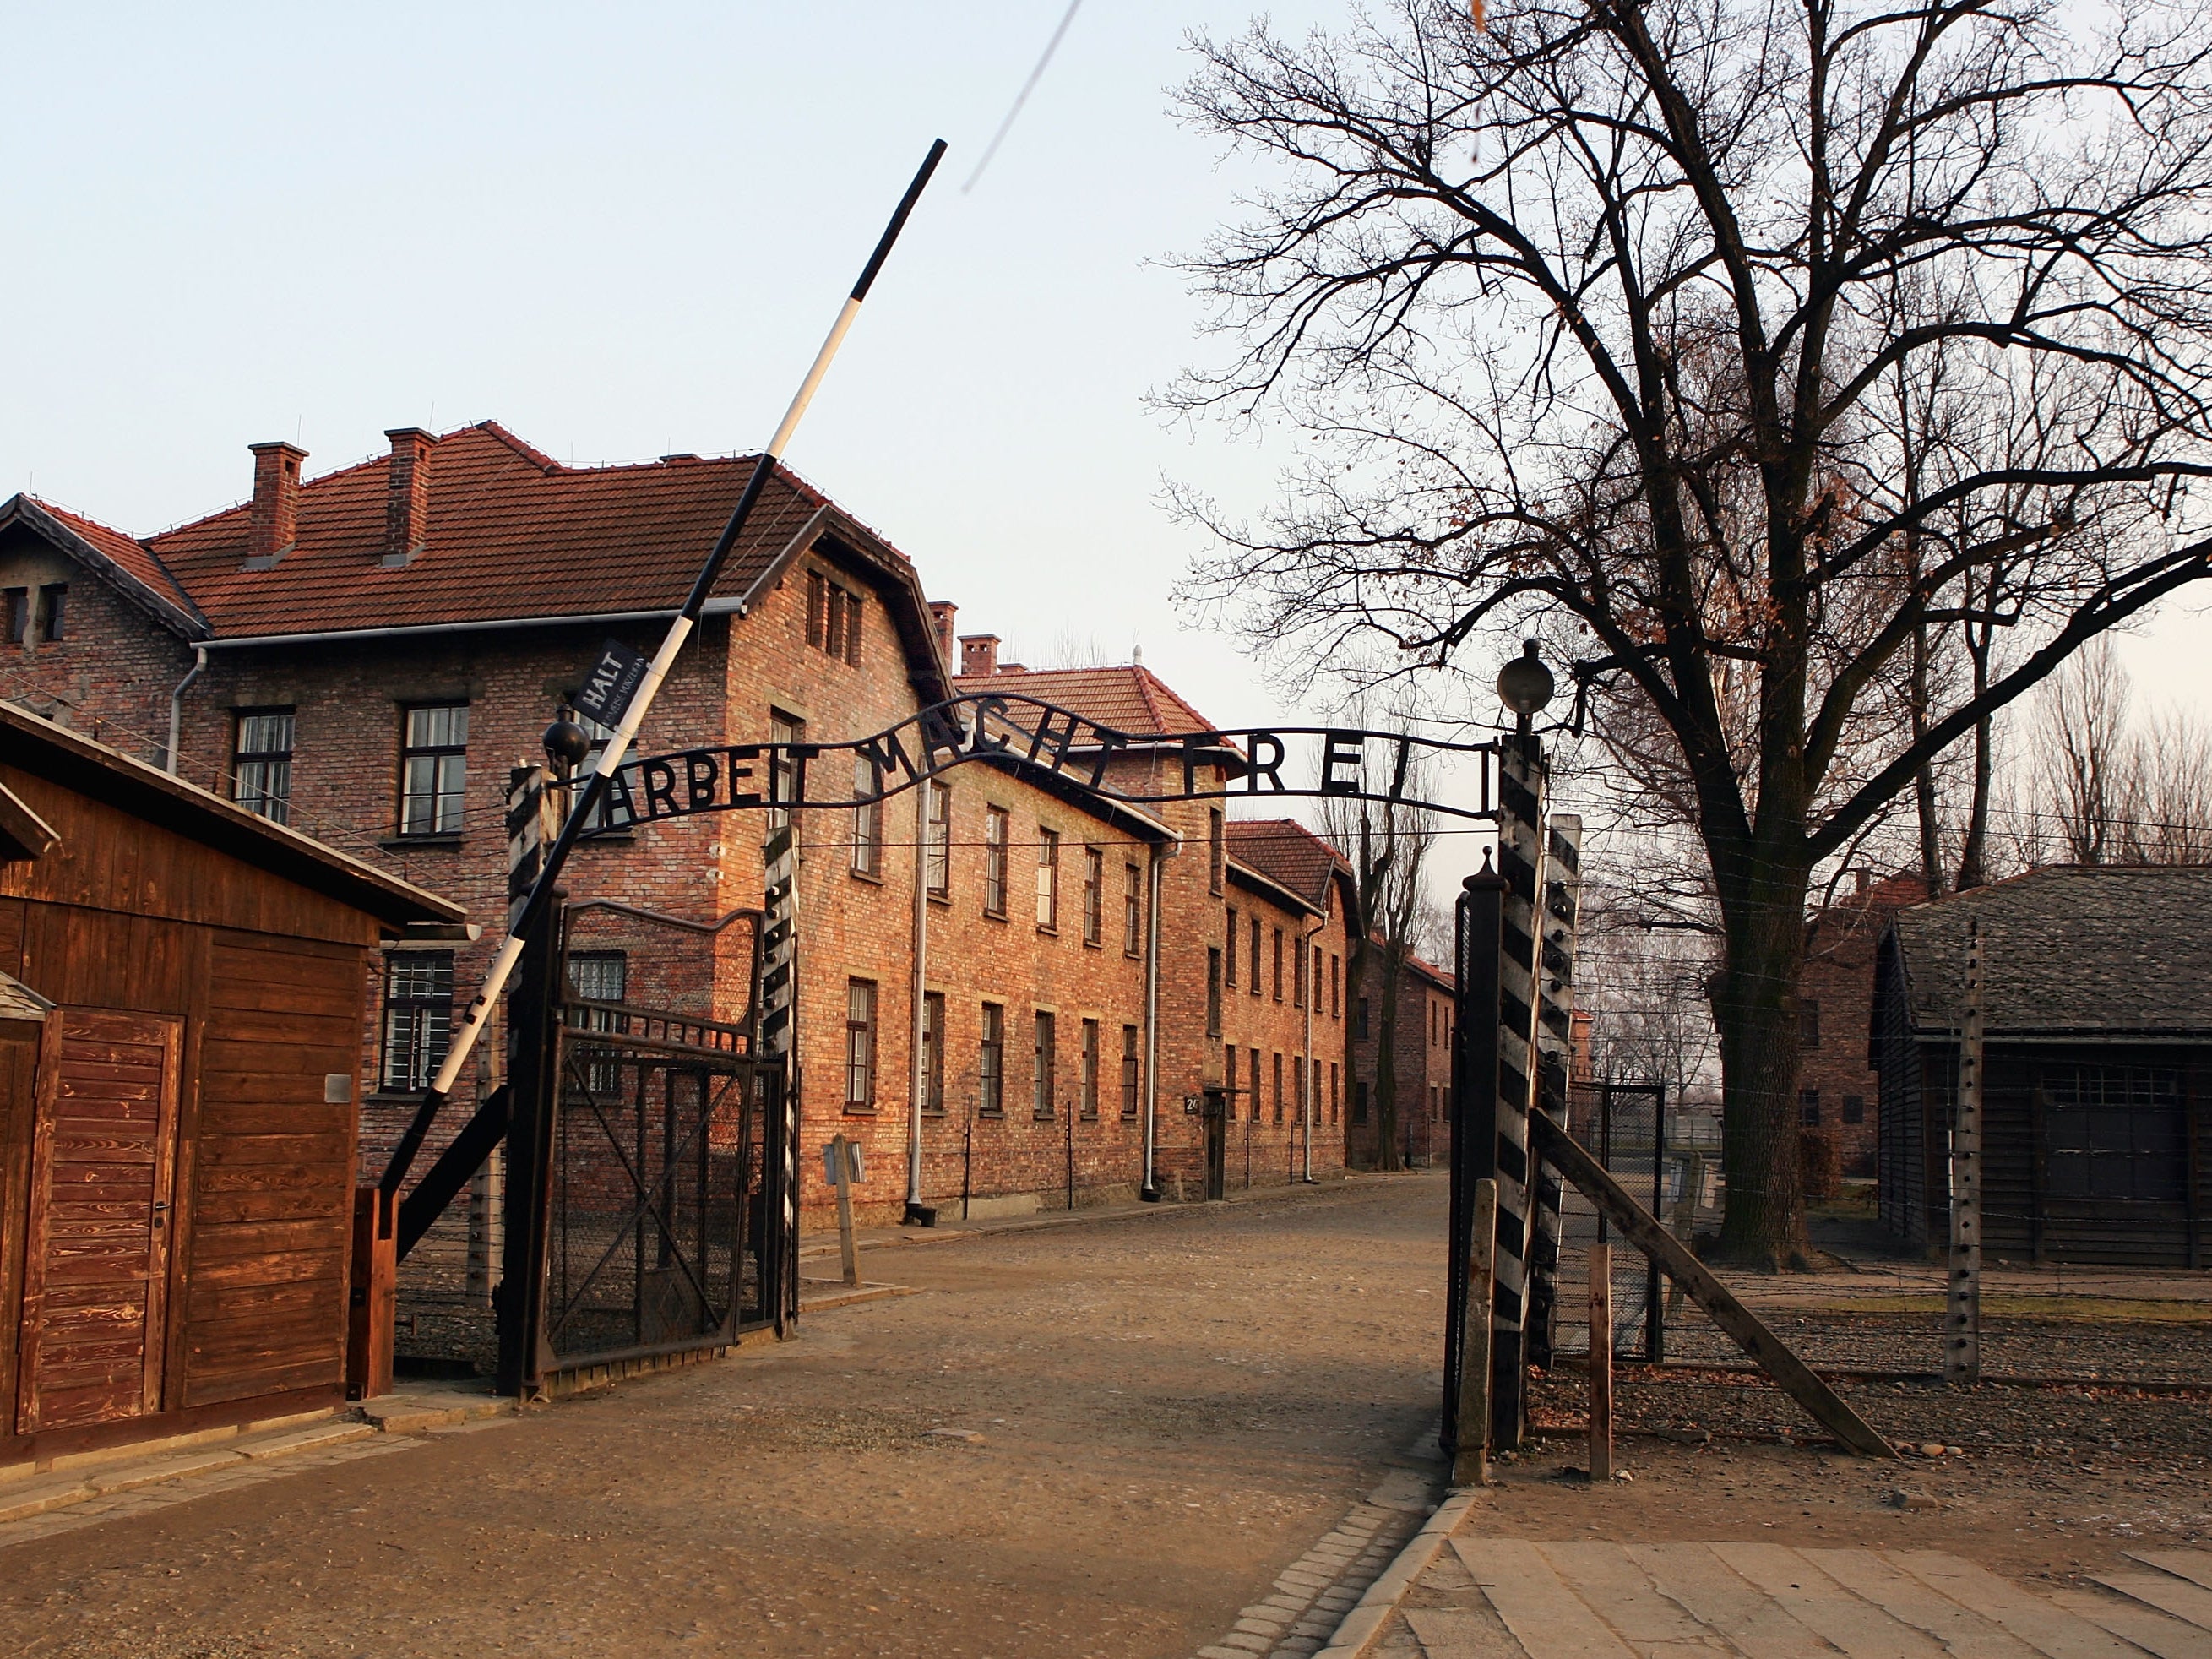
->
<box><xmin>1202</xmin><ymin>1088</ymin><xmax>1227</xmax><ymax>1201</ymax></box>
<box><xmin>15</xmin><ymin>1008</ymin><xmax>182</xmax><ymax>1433</ymax></box>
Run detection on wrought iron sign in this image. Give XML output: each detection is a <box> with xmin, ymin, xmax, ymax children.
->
<box><xmin>580</xmin><ymin>693</ymin><xmax>1501</xmax><ymax>827</ymax></box>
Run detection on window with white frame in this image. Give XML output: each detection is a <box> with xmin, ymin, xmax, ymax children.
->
<box><xmin>399</xmin><ymin>704</ymin><xmax>468</xmax><ymax>836</ymax></box>
<box><xmin>233</xmin><ymin>709</ymin><xmax>295</xmax><ymax>825</ymax></box>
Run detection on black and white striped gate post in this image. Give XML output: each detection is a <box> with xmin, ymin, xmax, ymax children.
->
<box><xmin>494</xmin><ymin>764</ymin><xmax>567</xmax><ymax>1396</ymax></box>
<box><xmin>1523</xmin><ymin>814</ymin><xmax>1583</xmax><ymax>1370</ymax></box>
<box><xmin>1445</xmin><ymin>858</ymin><xmax>1505</xmax><ymax>1469</ymax></box>
<box><xmin>759</xmin><ymin>815</ymin><xmax>802</xmax><ymax>1335</ymax></box>
<box><xmin>1487</xmin><ymin>734</ymin><xmax>1547</xmax><ymax>1451</ymax></box>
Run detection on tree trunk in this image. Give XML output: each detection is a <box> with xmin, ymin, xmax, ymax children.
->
<box><xmin>1911</xmin><ymin>623</ymin><xmax>1945</xmax><ymax>897</ymax></box>
<box><xmin>1710</xmin><ymin>858</ymin><xmax>1814</xmax><ymax>1270</ymax></box>
<box><xmin>1374</xmin><ymin>943</ymin><xmax>1405</xmax><ymax>1172</ymax></box>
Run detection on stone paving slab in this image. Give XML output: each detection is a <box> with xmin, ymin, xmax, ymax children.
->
<box><xmin>1334</xmin><ymin>1537</ymin><xmax>2212</xmax><ymax>1659</ymax></box>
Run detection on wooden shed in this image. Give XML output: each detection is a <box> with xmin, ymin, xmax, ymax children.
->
<box><xmin>0</xmin><ymin>702</ymin><xmax>461</xmax><ymax>1470</ymax></box>
<box><xmin>1872</xmin><ymin>866</ymin><xmax>2212</xmax><ymax>1267</ymax></box>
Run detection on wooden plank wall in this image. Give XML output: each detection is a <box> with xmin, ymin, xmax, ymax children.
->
<box><xmin>181</xmin><ymin>933</ymin><xmax>361</xmax><ymax>1406</ymax></box>
<box><xmin>0</xmin><ymin>770</ymin><xmax>384</xmax><ymax>1455</ymax></box>
<box><xmin>0</xmin><ymin>765</ymin><xmax>370</xmax><ymax>948</ymax></box>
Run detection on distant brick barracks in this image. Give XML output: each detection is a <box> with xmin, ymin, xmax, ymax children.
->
<box><xmin>0</xmin><ymin>424</ymin><xmax>1423</xmax><ymax>1236</ymax></box>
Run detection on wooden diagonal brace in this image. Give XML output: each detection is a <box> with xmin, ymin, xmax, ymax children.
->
<box><xmin>1530</xmin><ymin>1112</ymin><xmax>1896</xmax><ymax>1459</ymax></box>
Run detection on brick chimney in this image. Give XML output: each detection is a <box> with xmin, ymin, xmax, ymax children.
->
<box><xmin>382</xmin><ymin>427</ymin><xmax>433</xmax><ymax>567</ymax></box>
<box><xmin>927</xmin><ymin>601</ymin><xmax>957</xmax><ymax>666</ymax></box>
<box><xmin>246</xmin><ymin>442</ymin><xmax>307</xmax><ymax>568</ymax></box>
<box><xmin>959</xmin><ymin>634</ymin><xmax>998</xmax><ymax>677</ymax></box>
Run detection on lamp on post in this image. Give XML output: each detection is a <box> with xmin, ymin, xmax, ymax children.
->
<box><xmin>543</xmin><ymin>710</ymin><xmax>590</xmax><ymax>781</ymax></box>
<box><xmin>1496</xmin><ymin>639</ymin><xmax>1555</xmax><ymax>740</ymax></box>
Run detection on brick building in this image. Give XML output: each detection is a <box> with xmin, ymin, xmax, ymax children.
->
<box><xmin>0</xmin><ymin>422</ymin><xmax>1354</xmax><ymax>1259</ymax></box>
<box><xmin>951</xmin><ymin>660</ymin><xmax>1359</xmax><ymax>1199</ymax></box>
<box><xmin>1346</xmin><ymin>949</ymin><xmax>1456</xmax><ymax>1168</ymax></box>
<box><xmin>1800</xmin><ymin>872</ymin><xmax>1927</xmax><ymax>1178</ymax></box>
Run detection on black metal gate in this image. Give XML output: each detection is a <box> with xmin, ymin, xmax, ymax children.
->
<box><xmin>497</xmin><ymin>899</ymin><xmax>793</xmax><ymax>1393</ymax></box>
<box><xmin>542</xmin><ymin>1009</ymin><xmax>780</xmax><ymax>1369</ymax></box>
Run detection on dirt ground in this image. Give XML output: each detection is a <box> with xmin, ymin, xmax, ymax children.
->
<box><xmin>2</xmin><ymin>1176</ymin><xmax>1450</xmax><ymax>1659</ymax></box>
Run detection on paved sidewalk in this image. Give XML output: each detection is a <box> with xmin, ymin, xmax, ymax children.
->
<box><xmin>1318</xmin><ymin>1520</ymin><xmax>2212</xmax><ymax>1659</ymax></box>
<box><xmin>0</xmin><ymin>1384</ymin><xmax>512</xmax><ymax>1546</ymax></box>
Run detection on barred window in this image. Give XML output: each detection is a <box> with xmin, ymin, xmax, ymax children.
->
<box><xmin>921</xmin><ymin>992</ymin><xmax>946</xmax><ymax>1115</ymax></box>
<box><xmin>233</xmin><ymin>709</ymin><xmax>295</xmax><ymax>825</ymax></box>
<box><xmin>1035</xmin><ymin>827</ymin><xmax>1060</xmax><ymax>931</ymax></box>
<box><xmin>978</xmin><ymin>1003</ymin><xmax>1003</xmax><ymax>1117</ymax></box>
<box><xmin>1123</xmin><ymin>863</ymin><xmax>1143</xmax><ymax>955</ymax></box>
<box><xmin>805</xmin><ymin>569</ymin><xmax>864</xmax><ymax>666</ymax></box>
<box><xmin>1330</xmin><ymin>1061</ymin><xmax>1340</xmax><ymax>1124</ymax></box>
<box><xmin>1800</xmin><ymin>998</ymin><xmax>1821</xmax><ymax>1048</ymax></box>
<box><xmin>1206</xmin><ymin>948</ymin><xmax>1223</xmax><ymax>1037</ymax></box>
<box><xmin>1273</xmin><ymin>1052</ymin><xmax>1284</xmax><ymax>1123</ymax></box>
<box><xmin>1082</xmin><ymin>846</ymin><xmax>1104</xmax><ymax>945</ymax></box>
<box><xmin>1224</xmin><ymin>1042</ymin><xmax>1239</xmax><ymax>1120</ymax></box>
<box><xmin>1033</xmin><ymin>1010</ymin><xmax>1057</xmax><ymax>1118</ymax></box>
<box><xmin>381</xmin><ymin>952</ymin><xmax>454</xmax><ymax>1093</ymax></box>
<box><xmin>925</xmin><ymin>781</ymin><xmax>951</xmax><ymax>897</ymax></box>
<box><xmin>1120</xmin><ymin>1025</ymin><xmax>1139</xmax><ymax>1118</ymax></box>
<box><xmin>983</xmin><ymin>806</ymin><xmax>1009</xmax><ymax>915</ymax></box>
<box><xmin>568</xmin><ymin>951</ymin><xmax>627</xmax><ymax>1093</ymax></box>
<box><xmin>1272</xmin><ymin>928</ymin><xmax>1284</xmax><ymax>1002</ymax></box>
<box><xmin>2043</xmin><ymin>1065</ymin><xmax>2186</xmax><ymax>1201</ymax></box>
<box><xmin>1330</xmin><ymin>955</ymin><xmax>1340</xmax><ymax>1019</ymax></box>
<box><xmin>851</xmin><ymin>753</ymin><xmax>883</xmax><ymax>878</ymax></box>
<box><xmin>1225</xmin><ymin>908</ymin><xmax>1239</xmax><ymax>987</ymax></box>
<box><xmin>399</xmin><ymin>704</ymin><xmax>468</xmax><ymax>836</ymax></box>
<box><xmin>1079</xmin><ymin>1019</ymin><xmax>1100</xmax><ymax>1119</ymax></box>
<box><xmin>845</xmin><ymin>980</ymin><xmax>878</xmax><ymax>1111</ymax></box>
<box><xmin>1248</xmin><ymin>917</ymin><xmax>1262</xmax><ymax>996</ymax></box>
<box><xmin>1799</xmin><ymin>1089</ymin><xmax>1821</xmax><ymax>1127</ymax></box>
<box><xmin>1209</xmin><ymin>808</ymin><xmax>1224</xmax><ymax>894</ymax></box>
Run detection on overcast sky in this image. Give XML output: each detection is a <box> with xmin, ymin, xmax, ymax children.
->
<box><xmin>6</xmin><ymin>2</ymin><xmax>2207</xmax><ymax>833</ymax></box>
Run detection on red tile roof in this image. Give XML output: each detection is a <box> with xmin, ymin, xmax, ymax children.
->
<box><xmin>952</xmin><ymin>665</ymin><xmax>1217</xmax><ymax>736</ymax></box>
<box><xmin>1225</xmin><ymin>819</ymin><xmax>1354</xmax><ymax>912</ymax></box>
<box><xmin>13</xmin><ymin>498</ymin><xmax>204</xmax><ymax>628</ymax></box>
<box><xmin>139</xmin><ymin>423</ymin><xmax>881</xmax><ymax>639</ymax></box>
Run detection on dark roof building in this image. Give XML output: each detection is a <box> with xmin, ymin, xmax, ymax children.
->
<box><xmin>1872</xmin><ymin>866</ymin><xmax>2212</xmax><ymax>1265</ymax></box>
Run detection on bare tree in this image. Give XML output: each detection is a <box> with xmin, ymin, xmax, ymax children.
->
<box><xmin>1170</xmin><ymin>0</ymin><xmax>2212</xmax><ymax>1265</ymax></box>
<box><xmin>2016</xmin><ymin>640</ymin><xmax>2212</xmax><ymax>865</ymax></box>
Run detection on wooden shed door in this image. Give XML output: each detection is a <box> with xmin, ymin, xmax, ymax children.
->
<box><xmin>15</xmin><ymin>1009</ymin><xmax>183</xmax><ymax>1433</ymax></box>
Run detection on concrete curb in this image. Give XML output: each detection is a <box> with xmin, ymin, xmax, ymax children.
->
<box><xmin>0</xmin><ymin>1419</ymin><xmax>378</xmax><ymax>1528</ymax></box>
<box><xmin>1312</xmin><ymin>1485</ymin><xmax>1485</xmax><ymax>1659</ymax></box>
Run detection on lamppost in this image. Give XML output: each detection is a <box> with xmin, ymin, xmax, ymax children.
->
<box><xmin>1495</xmin><ymin>639</ymin><xmax>1555</xmax><ymax>739</ymax></box>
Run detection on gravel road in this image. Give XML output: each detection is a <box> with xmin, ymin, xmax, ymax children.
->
<box><xmin>3</xmin><ymin>1176</ymin><xmax>1450</xmax><ymax>1659</ymax></box>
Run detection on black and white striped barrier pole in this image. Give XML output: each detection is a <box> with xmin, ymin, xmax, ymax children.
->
<box><xmin>378</xmin><ymin>139</ymin><xmax>948</xmax><ymax>1202</ymax></box>
<box><xmin>1487</xmin><ymin>733</ymin><xmax>1546</xmax><ymax>1451</ymax></box>
<box><xmin>1522</xmin><ymin>813</ymin><xmax>1582</xmax><ymax>1372</ymax></box>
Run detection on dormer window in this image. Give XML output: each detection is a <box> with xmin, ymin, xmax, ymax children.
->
<box><xmin>805</xmin><ymin>569</ymin><xmax>863</xmax><ymax>666</ymax></box>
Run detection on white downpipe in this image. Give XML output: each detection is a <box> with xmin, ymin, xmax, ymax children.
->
<box><xmin>166</xmin><ymin>645</ymin><xmax>207</xmax><ymax>774</ymax></box>
<box><xmin>1302</xmin><ymin>921</ymin><xmax>1317</xmax><ymax>1183</ymax></box>
<box><xmin>905</xmin><ymin>779</ymin><xmax>930</xmax><ymax>1210</ymax></box>
<box><xmin>1141</xmin><ymin>844</ymin><xmax>1164</xmax><ymax>1198</ymax></box>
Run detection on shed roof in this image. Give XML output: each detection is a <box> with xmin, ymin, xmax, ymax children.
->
<box><xmin>1888</xmin><ymin>865</ymin><xmax>2212</xmax><ymax>1038</ymax></box>
<box><xmin>0</xmin><ymin>700</ymin><xmax>465</xmax><ymax>932</ymax></box>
